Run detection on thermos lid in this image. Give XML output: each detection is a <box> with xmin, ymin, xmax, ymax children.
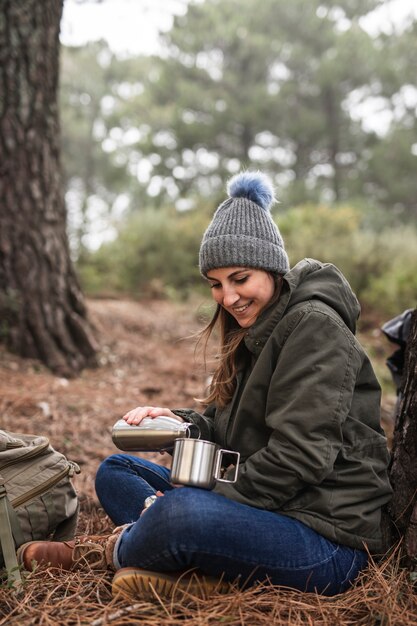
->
<box><xmin>112</xmin><ymin>416</ymin><xmax>189</xmax><ymax>432</ymax></box>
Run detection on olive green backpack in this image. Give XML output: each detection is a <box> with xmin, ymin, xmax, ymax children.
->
<box><xmin>0</xmin><ymin>429</ymin><xmax>80</xmax><ymax>587</ymax></box>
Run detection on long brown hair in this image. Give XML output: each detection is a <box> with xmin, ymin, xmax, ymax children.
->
<box><xmin>197</xmin><ymin>273</ymin><xmax>283</xmax><ymax>408</ymax></box>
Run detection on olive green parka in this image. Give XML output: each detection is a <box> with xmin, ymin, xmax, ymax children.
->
<box><xmin>174</xmin><ymin>259</ymin><xmax>392</xmax><ymax>552</ymax></box>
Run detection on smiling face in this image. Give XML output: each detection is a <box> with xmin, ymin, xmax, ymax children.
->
<box><xmin>206</xmin><ymin>267</ymin><xmax>276</xmax><ymax>328</ymax></box>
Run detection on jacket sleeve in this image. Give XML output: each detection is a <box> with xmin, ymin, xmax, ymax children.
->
<box><xmin>213</xmin><ymin>306</ymin><xmax>365</xmax><ymax>509</ymax></box>
<box><xmin>172</xmin><ymin>405</ymin><xmax>215</xmax><ymax>441</ymax></box>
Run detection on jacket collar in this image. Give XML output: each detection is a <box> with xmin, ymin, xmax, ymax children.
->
<box><xmin>244</xmin><ymin>280</ymin><xmax>290</xmax><ymax>355</ymax></box>
<box><xmin>243</xmin><ymin>259</ymin><xmax>316</xmax><ymax>356</ymax></box>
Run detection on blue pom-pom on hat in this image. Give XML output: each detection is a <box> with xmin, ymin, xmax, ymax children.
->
<box><xmin>227</xmin><ymin>171</ymin><xmax>276</xmax><ymax>212</ymax></box>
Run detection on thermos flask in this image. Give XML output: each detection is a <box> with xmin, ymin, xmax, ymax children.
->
<box><xmin>111</xmin><ymin>415</ymin><xmax>192</xmax><ymax>452</ymax></box>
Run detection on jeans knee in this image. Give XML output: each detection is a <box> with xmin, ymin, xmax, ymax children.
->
<box><xmin>95</xmin><ymin>454</ymin><xmax>124</xmax><ymax>494</ymax></box>
<box><xmin>166</xmin><ymin>486</ymin><xmax>200</xmax><ymax>508</ymax></box>
<box><xmin>161</xmin><ymin>488</ymin><xmax>218</xmax><ymax>531</ymax></box>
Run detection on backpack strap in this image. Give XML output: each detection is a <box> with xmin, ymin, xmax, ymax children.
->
<box><xmin>0</xmin><ymin>483</ymin><xmax>22</xmax><ymax>588</ymax></box>
<box><xmin>2</xmin><ymin>493</ymin><xmax>25</xmax><ymax>547</ymax></box>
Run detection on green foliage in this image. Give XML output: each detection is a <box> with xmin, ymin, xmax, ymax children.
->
<box><xmin>60</xmin><ymin>42</ymin><xmax>155</xmax><ymax>256</ymax></box>
<box><xmin>279</xmin><ymin>204</ymin><xmax>417</xmax><ymax>314</ymax></box>
<box><xmin>78</xmin><ymin>207</ymin><xmax>211</xmax><ymax>298</ymax></box>
<box><xmin>60</xmin><ymin>0</ymin><xmax>417</xmax><ymax>265</ymax></box>
<box><xmin>78</xmin><ymin>201</ymin><xmax>417</xmax><ymax>319</ymax></box>
<box><xmin>362</xmin><ymin>230</ymin><xmax>417</xmax><ymax>316</ymax></box>
<box><xmin>120</xmin><ymin>0</ymin><xmax>388</xmax><ymax>206</ymax></box>
<box><xmin>362</xmin><ymin>128</ymin><xmax>417</xmax><ymax>221</ymax></box>
<box><xmin>63</xmin><ymin>0</ymin><xmax>417</xmax><ymax>317</ymax></box>
<box><xmin>278</xmin><ymin>204</ymin><xmax>361</xmax><ymax>262</ymax></box>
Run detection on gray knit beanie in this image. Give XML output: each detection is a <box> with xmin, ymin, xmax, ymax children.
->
<box><xmin>199</xmin><ymin>171</ymin><xmax>290</xmax><ymax>276</ymax></box>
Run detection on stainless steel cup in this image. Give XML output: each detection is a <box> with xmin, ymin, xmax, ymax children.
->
<box><xmin>111</xmin><ymin>416</ymin><xmax>191</xmax><ymax>452</ymax></box>
<box><xmin>171</xmin><ymin>438</ymin><xmax>240</xmax><ymax>489</ymax></box>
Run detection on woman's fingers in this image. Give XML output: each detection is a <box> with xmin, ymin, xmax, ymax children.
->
<box><xmin>122</xmin><ymin>406</ymin><xmax>183</xmax><ymax>425</ymax></box>
<box><xmin>148</xmin><ymin>407</ymin><xmax>183</xmax><ymax>421</ymax></box>
<box><xmin>123</xmin><ymin>406</ymin><xmax>154</xmax><ymax>425</ymax></box>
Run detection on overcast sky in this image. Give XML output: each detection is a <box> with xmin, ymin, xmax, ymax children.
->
<box><xmin>61</xmin><ymin>0</ymin><xmax>188</xmax><ymax>56</ymax></box>
<box><xmin>61</xmin><ymin>0</ymin><xmax>417</xmax><ymax>57</ymax></box>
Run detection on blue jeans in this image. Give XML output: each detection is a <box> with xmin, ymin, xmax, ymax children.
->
<box><xmin>95</xmin><ymin>454</ymin><xmax>368</xmax><ymax>596</ymax></box>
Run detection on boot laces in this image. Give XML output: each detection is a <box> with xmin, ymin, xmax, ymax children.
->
<box><xmin>73</xmin><ymin>537</ymin><xmax>108</xmax><ymax>569</ymax></box>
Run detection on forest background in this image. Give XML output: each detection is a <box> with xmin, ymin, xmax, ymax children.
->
<box><xmin>59</xmin><ymin>0</ymin><xmax>417</xmax><ymax>322</ymax></box>
<box><xmin>1</xmin><ymin>1</ymin><xmax>417</xmax><ymax>622</ymax></box>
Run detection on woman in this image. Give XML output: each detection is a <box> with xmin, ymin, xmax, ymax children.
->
<box><xmin>18</xmin><ymin>171</ymin><xmax>392</xmax><ymax>599</ymax></box>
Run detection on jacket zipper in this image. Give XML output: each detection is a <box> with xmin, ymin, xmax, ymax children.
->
<box><xmin>11</xmin><ymin>463</ymin><xmax>78</xmax><ymax>508</ymax></box>
<box><xmin>224</xmin><ymin>370</ymin><xmax>245</xmax><ymax>446</ymax></box>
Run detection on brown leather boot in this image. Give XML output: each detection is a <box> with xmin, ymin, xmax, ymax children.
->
<box><xmin>16</xmin><ymin>527</ymin><xmax>126</xmax><ymax>572</ymax></box>
<box><xmin>112</xmin><ymin>567</ymin><xmax>233</xmax><ymax>601</ymax></box>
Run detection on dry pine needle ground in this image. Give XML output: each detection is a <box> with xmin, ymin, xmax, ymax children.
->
<box><xmin>1</xmin><ymin>553</ymin><xmax>417</xmax><ymax>626</ymax></box>
<box><xmin>0</xmin><ymin>299</ymin><xmax>411</xmax><ymax>625</ymax></box>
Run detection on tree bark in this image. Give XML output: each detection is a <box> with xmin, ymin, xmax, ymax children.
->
<box><xmin>0</xmin><ymin>0</ymin><xmax>98</xmax><ymax>377</ymax></box>
<box><xmin>388</xmin><ymin>308</ymin><xmax>417</xmax><ymax>566</ymax></box>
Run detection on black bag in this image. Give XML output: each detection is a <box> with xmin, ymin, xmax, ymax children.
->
<box><xmin>381</xmin><ymin>309</ymin><xmax>413</xmax><ymax>393</ymax></box>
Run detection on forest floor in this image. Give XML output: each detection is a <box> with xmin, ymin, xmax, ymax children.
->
<box><xmin>0</xmin><ymin>298</ymin><xmax>413</xmax><ymax>625</ymax></box>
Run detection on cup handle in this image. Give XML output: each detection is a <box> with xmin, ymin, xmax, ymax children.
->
<box><xmin>184</xmin><ymin>423</ymin><xmax>201</xmax><ymax>440</ymax></box>
<box><xmin>214</xmin><ymin>450</ymin><xmax>240</xmax><ymax>483</ymax></box>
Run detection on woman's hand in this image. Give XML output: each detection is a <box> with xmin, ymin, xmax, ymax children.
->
<box><xmin>123</xmin><ymin>406</ymin><xmax>184</xmax><ymax>425</ymax></box>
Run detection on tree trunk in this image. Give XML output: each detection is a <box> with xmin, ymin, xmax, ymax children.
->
<box><xmin>0</xmin><ymin>0</ymin><xmax>98</xmax><ymax>377</ymax></box>
<box><xmin>388</xmin><ymin>309</ymin><xmax>417</xmax><ymax>566</ymax></box>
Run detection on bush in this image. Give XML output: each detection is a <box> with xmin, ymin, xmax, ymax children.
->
<box><xmin>77</xmin><ymin>207</ymin><xmax>210</xmax><ymax>298</ymax></box>
<box><xmin>363</xmin><ymin>229</ymin><xmax>417</xmax><ymax>316</ymax></box>
<box><xmin>78</xmin><ymin>202</ymin><xmax>417</xmax><ymax>319</ymax></box>
<box><xmin>278</xmin><ymin>205</ymin><xmax>417</xmax><ymax>315</ymax></box>
<box><xmin>278</xmin><ymin>204</ymin><xmax>360</xmax><ymax>269</ymax></box>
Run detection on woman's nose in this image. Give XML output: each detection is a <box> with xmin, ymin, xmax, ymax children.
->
<box><xmin>222</xmin><ymin>287</ymin><xmax>239</xmax><ymax>307</ymax></box>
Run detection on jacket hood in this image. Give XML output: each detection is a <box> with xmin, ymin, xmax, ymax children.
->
<box><xmin>283</xmin><ymin>258</ymin><xmax>360</xmax><ymax>333</ymax></box>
